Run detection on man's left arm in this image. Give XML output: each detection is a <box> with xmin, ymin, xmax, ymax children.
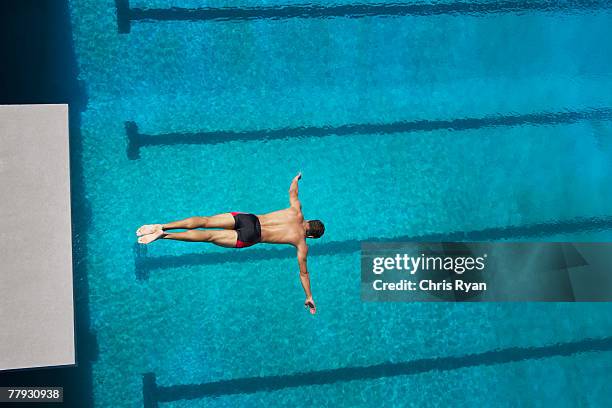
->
<box><xmin>289</xmin><ymin>172</ymin><xmax>302</xmax><ymax>209</ymax></box>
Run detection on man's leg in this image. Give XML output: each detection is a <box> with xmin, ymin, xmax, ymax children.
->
<box><xmin>137</xmin><ymin>213</ymin><xmax>235</xmax><ymax>236</ymax></box>
<box><xmin>162</xmin><ymin>213</ymin><xmax>235</xmax><ymax>230</ymax></box>
<box><xmin>138</xmin><ymin>229</ymin><xmax>237</xmax><ymax>246</ymax></box>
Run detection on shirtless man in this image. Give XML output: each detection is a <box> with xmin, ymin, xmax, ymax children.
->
<box><xmin>136</xmin><ymin>172</ymin><xmax>325</xmax><ymax>314</ymax></box>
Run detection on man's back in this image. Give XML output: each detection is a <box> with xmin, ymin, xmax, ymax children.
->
<box><xmin>258</xmin><ymin>207</ymin><xmax>304</xmax><ymax>245</ymax></box>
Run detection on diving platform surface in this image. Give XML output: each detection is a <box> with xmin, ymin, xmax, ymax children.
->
<box><xmin>0</xmin><ymin>104</ymin><xmax>75</xmax><ymax>371</ymax></box>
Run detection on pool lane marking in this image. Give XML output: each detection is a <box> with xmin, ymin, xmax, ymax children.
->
<box><xmin>134</xmin><ymin>215</ymin><xmax>612</xmax><ymax>280</ymax></box>
<box><xmin>116</xmin><ymin>0</ymin><xmax>612</xmax><ymax>33</ymax></box>
<box><xmin>125</xmin><ymin>107</ymin><xmax>612</xmax><ymax>159</ymax></box>
<box><xmin>141</xmin><ymin>336</ymin><xmax>612</xmax><ymax>404</ymax></box>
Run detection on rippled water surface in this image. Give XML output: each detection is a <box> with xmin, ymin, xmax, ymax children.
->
<box><xmin>68</xmin><ymin>1</ymin><xmax>612</xmax><ymax>406</ymax></box>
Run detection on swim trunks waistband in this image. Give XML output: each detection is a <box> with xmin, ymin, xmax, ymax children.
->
<box><xmin>231</xmin><ymin>212</ymin><xmax>261</xmax><ymax>248</ymax></box>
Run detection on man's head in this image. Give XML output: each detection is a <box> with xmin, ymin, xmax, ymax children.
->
<box><xmin>305</xmin><ymin>220</ymin><xmax>325</xmax><ymax>239</ymax></box>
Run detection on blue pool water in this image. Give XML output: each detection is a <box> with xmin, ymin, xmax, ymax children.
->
<box><xmin>66</xmin><ymin>0</ymin><xmax>612</xmax><ymax>406</ymax></box>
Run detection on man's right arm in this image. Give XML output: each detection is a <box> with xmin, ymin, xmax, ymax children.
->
<box><xmin>297</xmin><ymin>242</ymin><xmax>316</xmax><ymax>314</ymax></box>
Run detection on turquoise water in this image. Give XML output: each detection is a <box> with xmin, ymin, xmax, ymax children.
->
<box><xmin>67</xmin><ymin>0</ymin><xmax>612</xmax><ymax>406</ymax></box>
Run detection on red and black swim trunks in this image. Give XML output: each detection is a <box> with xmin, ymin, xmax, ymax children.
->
<box><xmin>230</xmin><ymin>212</ymin><xmax>261</xmax><ymax>248</ymax></box>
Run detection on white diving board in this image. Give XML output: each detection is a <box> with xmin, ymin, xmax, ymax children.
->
<box><xmin>0</xmin><ymin>104</ymin><xmax>75</xmax><ymax>371</ymax></box>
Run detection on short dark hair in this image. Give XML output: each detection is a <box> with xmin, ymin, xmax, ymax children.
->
<box><xmin>306</xmin><ymin>220</ymin><xmax>325</xmax><ymax>238</ymax></box>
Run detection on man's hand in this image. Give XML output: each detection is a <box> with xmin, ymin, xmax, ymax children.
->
<box><xmin>304</xmin><ymin>297</ymin><xmax>316</xmax><ymax>315</ymax></box>
<box><xmin>295</xmin><ymin>171</ymin><xmax>302</xmax><ymax>181</ymax></box>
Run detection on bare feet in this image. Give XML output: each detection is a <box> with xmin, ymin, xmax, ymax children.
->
<box><xmin>138</xmin><ymin>229</ymin><xmax>165</xmax><ymax>244</ymax></box>
<box><xmin>136</xmin><ymin>224</ymin><xmax>163</xmax><ymax>236</ymax></box>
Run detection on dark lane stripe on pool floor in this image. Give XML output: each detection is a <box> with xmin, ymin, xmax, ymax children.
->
<box><xmin>134</xmin><ymin>215</ymin><xmax>612</xmax><ymax>280</ymax></box>
<box><xmin>116</xmin><ymin>0</ymin><xmax>612</xmax><ymax>33</ymax></box>
<box><xmin>126</xmin><ymin>107</ymin><xmax>612</xmax><ymax>159</ymax></box>
<box><xmin>142</xmin><ymin>336</ymin><xmax>612</xmax><ymax>404</ymax></box>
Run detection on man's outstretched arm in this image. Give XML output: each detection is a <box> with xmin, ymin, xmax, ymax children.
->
<box><xmin>289</xmin><ymin>172</ymin><xmax>302</xmax><ymax>209</ymax></box>
<box><xmin>297</xmin><ymin>242</ymin><xmax>316</xmax><ymax>314</ymax></box>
